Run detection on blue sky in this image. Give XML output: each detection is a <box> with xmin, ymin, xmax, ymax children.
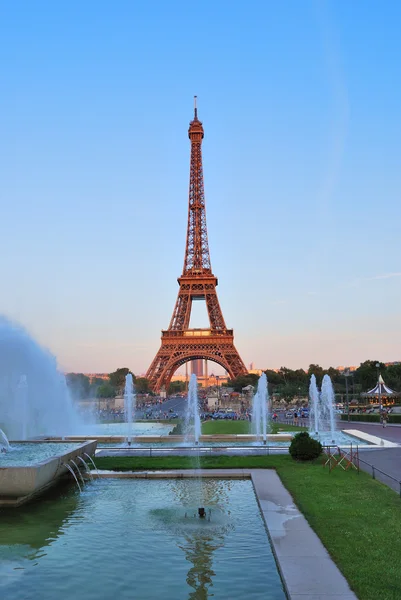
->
<box><xmin>1</xmin><ymin>1</ymin><xmax>400</xmax><ymax>374</ymax></box>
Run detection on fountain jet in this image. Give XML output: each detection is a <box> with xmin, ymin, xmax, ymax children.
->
<box><xmin>252</xmin><ymin>373</ymin><xmax>269</xmax><ymax>444</ymax></box>
<box><xmin>124</xmin><ymin>373</ymin><xmax>136</xmax><ymax>445</ymax></box>
<box><xmin>184</xmin><ymin>374</ymin><xmax>201</xmax><ymax>446</ymax></box>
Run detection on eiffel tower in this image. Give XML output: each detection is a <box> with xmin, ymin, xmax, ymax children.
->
<box><xmin>146</xmin><ymin>99</ymin><xmax>247</xmax><ymax>392</ymax></box>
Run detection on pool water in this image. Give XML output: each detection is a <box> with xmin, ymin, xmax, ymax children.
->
<box><xmin>82</xmin><ymin>421</ymin><xmax>174</xmax><ymax>436</ymax></box>
<box><xmin>0</xmin><ymin>479</ymin><xmax>286</xmax><ymax>600</ymax></box>
<box><xmin>96</xmin><ymin>430</ymin><xmax>369</xmax><ymax>449</ymax></box>
<box><xmin>0</xmin><ymin>443</ymin><xmax>82</xmax><ymax>466</ymax></box>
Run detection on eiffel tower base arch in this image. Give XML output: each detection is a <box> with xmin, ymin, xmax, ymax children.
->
<box><xmin>146</xmin><ymin>329</ymin><xmax>246</xmax><ymax>392</ymax></box>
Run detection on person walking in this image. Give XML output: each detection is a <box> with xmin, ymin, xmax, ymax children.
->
<box><xmin>382</xmin><ymin>410</ymin><xmax>388</xmax><ymax>428</ymax></box>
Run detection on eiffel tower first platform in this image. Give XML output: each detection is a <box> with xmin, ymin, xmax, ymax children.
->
<box><xmin>146</xmin><ymin>99</ymin><xmax>247</xmax><ymax>392</ymax></box>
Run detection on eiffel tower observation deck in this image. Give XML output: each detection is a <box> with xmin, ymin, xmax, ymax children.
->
<box><xmin>146</xmin><ymin>99</ymin><xmax>247</xmax><ymax>392</ymax></box>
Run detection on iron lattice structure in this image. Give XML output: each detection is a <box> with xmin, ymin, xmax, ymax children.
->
<box><xmin>146</xmin><ymin>100</ymin><xmax>247</xmax><ymax>392</ymax></box>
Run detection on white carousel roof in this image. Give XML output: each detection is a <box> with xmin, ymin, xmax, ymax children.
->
<box><xmin>365</xmin><ymin>374</ymin><xmax>396</xmax><ymax>396</ymax></box>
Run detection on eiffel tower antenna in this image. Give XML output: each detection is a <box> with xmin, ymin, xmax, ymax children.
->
<box><xmin>146</xmin><ymin>101</ymin><xmax>247</xmax><ymax>392</ymax></box>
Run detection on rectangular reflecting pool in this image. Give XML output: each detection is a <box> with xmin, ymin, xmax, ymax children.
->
<box><xmin>0</xmin><ymin>479</ymin><xmax>286</xmax><ymax>599</ymax></box>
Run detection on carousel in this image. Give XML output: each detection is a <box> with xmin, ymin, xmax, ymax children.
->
<box><xmin>361</xmin><ymin>374</ymin><xmax>400</xmax><ymax>405</ymax></box>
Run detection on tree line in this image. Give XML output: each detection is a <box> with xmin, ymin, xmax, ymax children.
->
<box><xmin>226</xmin><ymin>360</ymin><xmax>401</xmax><ymax>401</ymax></box>
<box><xmin>66</xmin><ymin>368</ymin><xmax>187</xmax><ymax>399</ymax></box>
<box><xmin>66</xmin><ymin>360</ymin><xmax>401</xmax><ymax>401</ymax></box>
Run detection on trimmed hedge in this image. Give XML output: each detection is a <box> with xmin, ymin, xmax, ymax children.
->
<box><xmin>340</xmin><ymin>413</ymin><xmax>401</xmax><ymax>423</ymax></box>
<box><xmin>289</xmin><ymin>432</ymin><xmax>322</xmax><ymax>461</ymax></box>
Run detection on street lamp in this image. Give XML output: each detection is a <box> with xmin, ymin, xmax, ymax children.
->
<box><xmin>375</xmin><ymin>363</ymin><xmax>381</xmax><ymax>409</ymax></box>
<box><xmin>344</xmin><ymin>369</ymin><xmax>351</xmax><ymax>422</ymax></box>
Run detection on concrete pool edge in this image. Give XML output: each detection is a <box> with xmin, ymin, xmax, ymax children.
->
<box><xmin>90</xmin><ymin>468</ymin><xmax>357</xmax><ymax>599</ymax></box>
<box><xmin>0</xmin><ymin>440</ymin><xmax>97</xmax><ymax>507</ymax></box>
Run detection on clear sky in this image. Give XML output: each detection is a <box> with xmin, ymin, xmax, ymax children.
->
<box><xmin>1</xmin><ymin>1</ymin><xmax>400</xmax><ymax>375</ymax></box>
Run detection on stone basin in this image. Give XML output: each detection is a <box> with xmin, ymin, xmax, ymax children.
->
<box><xmin>0</xmin><ymin>440</ymin><xmax>97</xmax><ymax>506</ymax></box>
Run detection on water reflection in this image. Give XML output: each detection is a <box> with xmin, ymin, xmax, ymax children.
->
<box><xmin>166</xmin><ymin>478</ymin><xmax>235</xmax><ymax>599</ymax></box>
<box><xmin>0</xmin><ymin>481</ymin><xmax>80</xmax><ymax>561</ymax></box>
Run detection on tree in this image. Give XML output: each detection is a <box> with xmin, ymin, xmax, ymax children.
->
<box><xmin>278</xmin><ymin>383</ymin><xmax>302</xmax><ymax>402</ymax></box>
<box><xmin>65</xmin><ymin>373</ymin><xmax>90</xmax><ymax>399</ymax></box>
<box><xmin>386</xmin><ymin>364</ymin><xmax>401</xmax><ymax>391</ymax></box>
<box><xmin>354</xmin><ymin>360</ymin><xmax>385</xmax><ymax>391</ymax></box>
<box><xmin>168</xmin><ymin>380</ymin><xmax>186</xmax><ymax>394</ymax></box>
<box><xmin>307</xmin><ymin>364</ymin><xmax>325</xmax><ymax>384</ymax></box>
<box><xmin>135</xmin><ymin>377</ymin><xmax>151</xmax><ymax>394</ymax></box>
<box><xmin>96</xmin><ymin>382</ymin><xmax>116</xmax><ymax>398</ymax></box>
<box><xmin>108</xmin><ymin>368</ymin><xmax>134</xmax><ymax>391</ymax></box>
<box><xmin>90</xmin><ymin>377</ymin><xmax>106</xmax><ymax>397</ymax></box>
<box><xmin>229</xmin><ymin>374</ymin><xmax>259</xmax><ymax>392</ymax></box>
<box><xmin>264</xmin><ymin>369</ymin><xmax>283</xmax><ymax>385</ymax></box>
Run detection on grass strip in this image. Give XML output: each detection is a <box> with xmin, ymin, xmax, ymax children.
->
<box><xmin>93</xmin><ymin>453</ymin><xmax>401</xmax><ymax>600</ymax></box>
<box><xmin>94</xmin><ymin>455</ymin><xmax>285</xmax><ymax>471</ymax></box>
<box><xmin>201</xmin><ymin>420</ymin><xmax>306</xmax><ymax>434</ymax></box>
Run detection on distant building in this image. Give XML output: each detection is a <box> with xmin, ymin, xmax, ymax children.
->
<box><xmin>249</xmin><ymin>368</ymin><xmax>263</xmax><ymax>376</ymax></box>
<box><xmin>191</xmin><ymin>360</ymin><xmax>204</xmax><ymax>377</ymax></box>
<box><xmin>80</xmin><ymin>373</ymin><xmax>109</xmax><ymax>382</ymax></box>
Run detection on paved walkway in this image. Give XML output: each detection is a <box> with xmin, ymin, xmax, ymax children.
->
<box><xmin>356</xmin><ymin>448</ymin><xmax>401</xmax><ymax>493</ymax></box>
<box><xmin>342</xmin><ymin>423</ymin><xmax>401</xmax><ymax>492</ymax></box>
<box><xmin>347</xmin><ymin>421</ymin><xmax>401</xmax><ymax>444</ymax></box>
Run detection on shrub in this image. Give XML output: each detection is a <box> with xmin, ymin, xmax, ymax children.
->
<box><xmin>289</xmin><ymin>432</ymin><xmax>322</xmax><ymax>461</ymax></box>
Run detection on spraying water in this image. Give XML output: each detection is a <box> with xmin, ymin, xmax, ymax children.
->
<box><xmin>252</xmin><ymin>373</ymin><xmax>269</xmax><ymax>444</ymax></box>
<box><xmin>0</xmin><ymin>316</ymin><xmax>81</xmax><ymax>440</ymax></box>
<box><xmin>184</xmin><ymin>374</ymin><xmax>201</xmax><ymax>445</ymax></box>
<box><xmin>321</xmin><ymin>374</ymin><xmax>336</xmax><ymax>443</ymax></box>
<box><xmin>124</xmin><ymin>373</ymin><xmax>135</xmax><ymax>444</ymax></box>
<box><xmin>17</xmin><ymin>375</ymin><xmax>28</xmax><ymax>440</ymax></box>
<box><xmin>309</xmin><ymin>374</ymin><xmax>320</xmax><ymax>435</ymax></box>
<box><xmin>0</xmin><ymin>428</ymin><xmax>10</xmax><ymax>451</ymax></box>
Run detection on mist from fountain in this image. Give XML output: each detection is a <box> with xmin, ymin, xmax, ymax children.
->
<box><xmin>17</xmin><ymin>375</ymin><xmax>28</xmax><ymax>440</ymax></box>
<box><xmin>124</xmin><ymin>373</ymin><xmax>135</xmax><ymax>444</ymax></box>
<box><xmin>0</xmin><ymin>316</ymin><xmax>82</xmax><ymax>440</ymax></box>
<box><xmin>252</xmin><ymin>373</ymin><xmax>269</xmax><ymax>444</ymax></box>
<box><xmin>184</xmin><ymin>374</ymin><xmax>201</xmax><ymax>445</ymax></box>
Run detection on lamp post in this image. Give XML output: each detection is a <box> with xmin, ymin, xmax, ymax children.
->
<box><xmin>376</xmin><ymin>362</ymin><xmax>381</xmax><ymax>410</ymax></box>
<box><xmin>344</xmin><ymin>369</ymin><xmax>351</xmax><ymax>422</ymax></box>
<box><xmin>216</xmin><ymin>376</ymin><xmax>220</xmax><ymax>408</ymax></box>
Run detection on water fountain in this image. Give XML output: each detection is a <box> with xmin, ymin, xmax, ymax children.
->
<box><xmin>321</xmin><ymin>374</ymin><xmax>336</xmax><ymax>444</ymax></box>
<box><xmin>309</xmin><ymin>374</ymin><xmax>320</xmax><ymax>436</ymax></box>
<box><xmin>252</xmin><ymin>373</ymin><xmax>269</xmax><ymax>444</ymax></box>
<box><xmin>0</xmin><ymin>316</ymin><xmax>81</xmax><ymax>440</ymax></box>
<box><xmin>309</xmin><ymin>374</ymin><xmax>336</xmax><ymax>443</ymax></box>
<box><xmin>184</xmin><ymin>374</ymin><xmax>201</xmax><ymax>446</ymax></box>
<box><xmin>124</xmin><ymin>373</ymin><xmax>135</xmax><ymax>445</ymax></box>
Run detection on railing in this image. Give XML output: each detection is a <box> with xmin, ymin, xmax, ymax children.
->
<box><xmin>358</xmin><ymin>454</ymin><xmax>401</xmax><ymax>497</ymax></box>
<box><xmin>161</xmin><ymin>329</ymin><xmax>234</xmax><ymax>338</ymax></box>
<box><xmin>322</xmin><ymin>444</ymin><xmax>401</xmax><ymax>497</ymax></box>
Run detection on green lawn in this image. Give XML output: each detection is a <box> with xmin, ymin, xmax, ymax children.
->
<box><xmin>93</xmin><ymin>453</ymin><xmax>401</xmax><ymax>600</ymax></box>
<box><xmin>201</xmin><ymin>419</ymin><xmax>306</xmax><ymax>434</ymax></box>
